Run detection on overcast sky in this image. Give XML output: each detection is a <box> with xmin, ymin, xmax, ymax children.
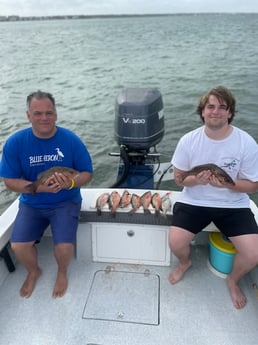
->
<box><xmin>1</xmin><ymin>0</ymin><xmax>258</xmax><ymax>17</ymax></box>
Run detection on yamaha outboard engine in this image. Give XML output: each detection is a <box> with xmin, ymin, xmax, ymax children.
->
<box><xmin>110</xmin><ymin>88</ymin><xmax>164</xmax><ymax>188</ymax></box>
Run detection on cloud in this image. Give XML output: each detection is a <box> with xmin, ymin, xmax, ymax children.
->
<box><xmin>0</xmin><ymin>0</ymin><xmax>258</xmax><ymax>16</ymax></box>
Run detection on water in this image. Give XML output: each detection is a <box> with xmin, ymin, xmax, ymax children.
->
<box><xmin>1</xmin><ymin>13</ymin><xmax>258</xmax><ymax>213</ymax></box>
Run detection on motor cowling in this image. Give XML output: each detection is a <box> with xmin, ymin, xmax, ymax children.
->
<box><xmin>114</xmin><ymin>88</ymin><xmax>164</xmax><ymax>151</ymax></box>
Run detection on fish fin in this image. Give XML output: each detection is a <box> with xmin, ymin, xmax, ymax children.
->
<box><xmin>216</xmin><ymin>174</ymin><xmax>235</xmax><ymax>186</ymax></box>
<box><xmin>224</xmin><ymin>177</ymin><xmax>235</xmax><ymax>186</ymax></box>
<box><xmin>25</xmin><ymin>183</ymin><xmax>36</xmax><ymax>195</ymax></box>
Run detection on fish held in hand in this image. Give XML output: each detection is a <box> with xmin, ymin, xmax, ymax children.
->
<box><xmin>96</xmin><ymin>192</ymin><xmax>110</xmax><ymax>215</ymax></box>
<box><xmin>26</xmin><ymin>166</ymin><xmax>79</xmax><ymax>194</ymax></box>
<box><xmin>178</xmin><ymin>163</ymin><xmax>235</xmax><ymax>186</ymax></box>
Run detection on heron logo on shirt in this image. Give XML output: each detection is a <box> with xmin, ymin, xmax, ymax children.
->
<box><xmin>29</xmin><ymin>148</ymin><xmax>65</xmax><ymax>166</ymax></box>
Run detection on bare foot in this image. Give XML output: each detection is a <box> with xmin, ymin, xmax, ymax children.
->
<box><xmin>20</xmin><ymin>268</ymin><xmax>42</xmax><ymax>298</ymax></box>
<box><xmin>169</xmin><ymin>260</ymin><xmax>192</xmax><ymax>284</ymax></box>
<box><xmin>52</xmin><ymin>271</ymin><xmax>68</xmax><ymax>298</ymax></box>
<box><xmin>227</xmin><ymin>277</ymin><xmax>247</xmax><ymax>309</ymax></box>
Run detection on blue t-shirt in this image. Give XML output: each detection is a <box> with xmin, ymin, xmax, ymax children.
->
<box><xmin>0</xmin><ymin>126</ymin><xmax>93</xmax><ymax>208</ymax></box>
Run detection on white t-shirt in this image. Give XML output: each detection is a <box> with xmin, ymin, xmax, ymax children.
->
<box><xmin>171</xmin><ymin>126</ymin><xmax>258</xmax><ymax>208</ymax></box>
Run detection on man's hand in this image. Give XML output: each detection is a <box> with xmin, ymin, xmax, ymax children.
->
<box><xmin>36</xmin><ymin>173</ymin><xmax>72</xmax><ymax>193</ymax></box>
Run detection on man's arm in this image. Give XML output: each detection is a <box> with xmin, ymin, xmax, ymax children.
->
<box><xmin>3</xmin><ymin>178</ymin><xmax>32</xmax><ymax>194</ymax></box>
<box><xmin>174</xmin><ymin>167</ymin><xmax>258</xmax><ymax>193</ymax></box>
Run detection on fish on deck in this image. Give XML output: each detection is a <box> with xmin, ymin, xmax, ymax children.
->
<box><xmin>108</xmin><ymin>191</ymin><xmax>121</xmax><ymax>217</ymax></box>
<box><xmin>178</xmin><ymin>163</ymin><xmax>235</xmax><ymax>186</ymax></box>
<box><xmin>161</xmin><ymin>192</ymin><xmax>172</xmax><ymax>216</ymax></box>
<box><xmin>140</xmin><ymin>191</ymin><xmax>152</xmax><ymax>214</ymax></box>
<box><xmin>25</xmin><ymin>166</ymin><xmax>79</xmax><ymax>194</ymax></box>
<box><xmin>129</xmin><ymin>193</ymin><xmax>141</xmax><ymax>214</ymax></box>
<box><xmin>95</xmin><ymin>192</ymin><xmax>110</xmax><ymax>215</ymax></box>
<box><xmin>120</xmin><ymin>190</ymin><xmax>132</xmax><ymax>208</ymax></box>
<box><xmin>151</xmin><ymin>192</ymin><xmax>162</xmax><ymax>216</ymax></box>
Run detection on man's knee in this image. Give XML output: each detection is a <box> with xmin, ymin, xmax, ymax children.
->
<box><xmin>11</xmin><ymin>241</ymin><xmax>35</xmax><ymax>250</ymax></box>
<box><xmin>54</xmin><ymin>242</ymin><xmax>74</xmax><ymax>255</ymax></box>
<box><xmin>169</xmin><ymin>227</ymin><xmax>195</xmax><ymax>249</ymax></box>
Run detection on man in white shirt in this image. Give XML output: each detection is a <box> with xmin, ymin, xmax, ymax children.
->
<box><xmin>169</xmin><ymin>86</ymin><xmax>258</xmax><ymax>309</ymax></box>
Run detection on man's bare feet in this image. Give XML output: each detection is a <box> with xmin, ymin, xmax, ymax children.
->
<box><xmin>169</xmin><ymin>260</ymin><xmax>192</xmax><ymax>284</ymax></box>
<box><xmin>52</xmin><ymin>271</ymin><xmax>68</xmax><ymax>298</ymax></box>
<box><xmin>227</xmin><ymin>276</ymin><xmax>247</xmax><ymax>309</ymax></box>
<box><xmin>20</xmin><ymin>268</ymin><xmax>42</xmax><ymax>298</ymax></box>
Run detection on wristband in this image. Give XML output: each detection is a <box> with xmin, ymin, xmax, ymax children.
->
<box><xmin>68</xmin><ymin>179</ymin><xmax>75</xmax><ymax>190</ymax></box>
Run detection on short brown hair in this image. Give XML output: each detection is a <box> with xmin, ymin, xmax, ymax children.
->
<box><xmin>196</xmin><ymin>86</ymin><xmax>236</xmax><ymax>124</ymax></box>
<box><xmin>26</xmin><ymin>90</ymin><xmax>56</xmax><ymax>110</ymax></box>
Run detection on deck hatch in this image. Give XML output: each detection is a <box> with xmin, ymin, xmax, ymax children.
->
<box><xmin>82</xmin><ymin>269</ymin><xmax>160</xmax><ymax>325</ymax></box>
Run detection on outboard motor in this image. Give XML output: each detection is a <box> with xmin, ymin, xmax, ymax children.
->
<box><xmin>110</xmin><ymin>88</ymin><xmax>165</xmax><ymax>188</ymax></box>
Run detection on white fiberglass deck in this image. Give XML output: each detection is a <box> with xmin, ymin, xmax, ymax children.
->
<box><xmin>0</xmin><ymin>188</ymin><xmax>258</xmax><ymax>345</ymax></box>
<box><xmin>0</xmin><ymin>235</ymin><xmax>258</xmax><ymax>345</ymax></box>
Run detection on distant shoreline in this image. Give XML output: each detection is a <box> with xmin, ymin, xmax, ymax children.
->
<box><xmin>0</xmin><ymin>12</ymin><xmax>257</xmax><ymax>22</ymax></box>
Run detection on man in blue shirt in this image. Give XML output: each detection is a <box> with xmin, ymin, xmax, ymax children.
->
<box><xmin>0</xmin><ymin>90</ymin><xmax>93</xmax><ymax>298</ymax></box>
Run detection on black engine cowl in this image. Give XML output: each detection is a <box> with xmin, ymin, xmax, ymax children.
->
<box><xmin>114</xmin><ymin>88</ymin><xmax>164</xmax><ymax>151</ymax></box>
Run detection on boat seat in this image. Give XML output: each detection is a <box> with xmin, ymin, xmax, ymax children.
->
<box><xmin>0</xmin><ymin>199</ymin><xmax>19</xmax><ymax>272</ymax></box>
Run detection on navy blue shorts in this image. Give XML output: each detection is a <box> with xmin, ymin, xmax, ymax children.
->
<box><xmin>11</xmin><ymin>201</ymin><xmax>81</xmax><ymax>244</ymax></box>
<box><xmin>172</xmin><ymin>202</ymin><xmax>258</xmax><ymax>237</ymax></box>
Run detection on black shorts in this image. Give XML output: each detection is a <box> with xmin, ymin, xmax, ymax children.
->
<box><xmin>171</xmin><ymin>202</ymin><xmax>258</xmax><ymax>237</ymax></box>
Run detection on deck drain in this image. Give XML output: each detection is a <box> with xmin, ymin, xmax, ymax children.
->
<box><xmin>82</xmin><ymin>270</ymin><xmax>160</xmax><ymax>325</ymax></box>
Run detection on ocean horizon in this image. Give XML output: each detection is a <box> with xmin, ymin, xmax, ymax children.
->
<box><xmin>0</xmin><ymin>13</ymin><xmax>258</xmax><ymax>213</ymax></box>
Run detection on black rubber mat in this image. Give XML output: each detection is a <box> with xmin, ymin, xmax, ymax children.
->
<box><xmin>80</xmin><ymin>210</ymin><xmax>172</xmax><ymax>225</ymax></box>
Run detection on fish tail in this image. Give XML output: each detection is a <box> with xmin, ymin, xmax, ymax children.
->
<box><xmin>128</xmin><ymin>208</ymin><xmax>136</xmax><ymax>215</ymax></box>
<box><xmin>143</xmin><ymin>209</ymin><xmax>151</xmax><ymax>215</ymax></box>
<box><xmin>155</xmin><ymin>209</ymin><xmax>160</xmax><ymax>217</ymax></box>
<box><xmin>160</xmin><ymin>211</ymin><xmax>166</xmax><ymax>218</ymax></box>
<box><xmin>178</xmin><ymin>173</ymin><xmax>186</xmax><ymax>182</ymax></box>
<box><xmin>111</xmin><ymin>212</ymin><xmax>116</xmax><ymax>218</ymax></box>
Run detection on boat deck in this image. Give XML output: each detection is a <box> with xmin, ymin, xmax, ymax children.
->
<box><xmin>1</xmin><ymin>233</ymin><xmax>258</xmax><ymax>345</ymax></box>
<box><xmin>1</xmin><ymin>188</ymin><xmax>258</xmax><ymax>344</ymax></box>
